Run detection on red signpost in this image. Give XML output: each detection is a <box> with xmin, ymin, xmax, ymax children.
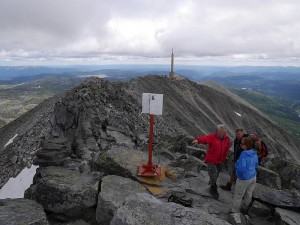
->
<box><xmin>137</xmin><ymin>114</ymin><xmax>161</xmax><ymax>177</ymax></box>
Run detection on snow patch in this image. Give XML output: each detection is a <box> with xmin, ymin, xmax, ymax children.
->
<box><xmin>0</xmin><ymin>165</ymin><xmax>39</xmax><ymax>199</ymax></box>
<box><xmin>4</xmin><ymin>134</ymin><xmax>18</xmax><ymax>147</ymax></box>
<box><xmin>234</xmin><ymin>111</ymin><xmax>242</xmax><ymax>117</ymax></box>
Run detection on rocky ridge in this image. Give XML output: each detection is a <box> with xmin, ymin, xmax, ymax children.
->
<box><xmin>0</xmin><ymin>75</ymin><xmax>300</xmax><ymax>225</ymax></box>
<box><xmin>0</xmin><ymin>95</ymin><xmax>61</xmax><ymax>188</ymax></box>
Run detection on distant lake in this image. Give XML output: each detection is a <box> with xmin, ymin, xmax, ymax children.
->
<box><xmin>78</xmin><ymin>74</ymin><xmax>108</xmax><ymax>78</ymax></box>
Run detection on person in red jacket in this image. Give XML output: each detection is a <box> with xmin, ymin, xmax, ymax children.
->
<box><xmin>192</xmin><ymin>124</ymin><xmax>231</xmax><ymax>199</ymax></box>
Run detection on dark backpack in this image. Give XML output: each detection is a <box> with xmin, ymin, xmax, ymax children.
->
<box><xmin>260</xmin><ymin>141</ymin><xmax>268</xmax><ymax>157</ymax></box>
<box><xmin>168</xmin><ymin>193</ymin><xmax>193</xmax><ymax>207</ymax></box>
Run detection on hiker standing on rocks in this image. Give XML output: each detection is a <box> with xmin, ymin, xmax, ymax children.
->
<box><xmin>250</xmin><ymin>132</ymin><xmax>263</xmax><ymax>164</ymax></box>
<box><xmin>192</xmin><ymin>124</ymin><xmax>231</xmax><ymax>199</ymax></box>
<box><xmin>231</xmin><ymin>137</ymin><xmax>258</xmax><ymax>214</ymax></box>
<box><xmin>220</xmin><ymin>128</ymin><xmax>248</xmax><ymax>191</ymax></box>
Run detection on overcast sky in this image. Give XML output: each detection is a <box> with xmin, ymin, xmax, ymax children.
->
<box><xmin>1</xmin><ymin>0</ymin><xmax>300</xmax><ymax>66</ymax></box>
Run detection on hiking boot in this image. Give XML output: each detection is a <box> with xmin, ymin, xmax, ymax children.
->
<box><xmin>220</xmin><ymin>182</ymin><xmax>232</xmax><ymax>191</ymax></box>
<box><xmin>209</xmin><ymin>184</ymin><xmax>219</xmax><ymax>199</ymax></box>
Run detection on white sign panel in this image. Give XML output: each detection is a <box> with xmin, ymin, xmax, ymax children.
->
<box><xmin>142</xmin><ymin>93</ymin><xmax>163</xmax><ymax>115</ymax></box>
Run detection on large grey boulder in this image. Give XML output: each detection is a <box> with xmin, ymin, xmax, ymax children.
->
<box><xmin>266</xmin><ymin>158</ymin><xmax>300</xmax><ymax>191</ymax></box>
<box><xmin>96</xmin><ymin>175</ymin><xmax>147</xmax><ymax>225</ymax></box>
<box><xmin>275</xmin><ymin>208</ymin><xmax>300</xmax><ymax>225</ymax></box>
<box><xmin>253</xmin><ymin>183</ymin><xmax>300</xmax><ymax>210</ymax></box>
<box><xmin>0</xmin><ymin>198</ymin><xmax>49</xmax><ymax>225</ymax></box>
<box><xmin>96</xmin><ymin>145</ymin><xmax>188</xmax><ymax>199</ymax></box>
<box><xmin>257</xmin><ymin>166</ymin><xmax>282</xmax><ymax>189</ymax></box>
<box><xmin>96</xmin><ymin>145</ymin><xmax>163</xmax><ymax>178</ymax></box>
<box><xmin>110</xmin><ymin>193</ymin><xmax>231</xmax><ymax>225</ymax></box>
<box><xmin>25</xmin><ymin>166</ymin><xmax>101</xmax><ymax>222</ymax></box>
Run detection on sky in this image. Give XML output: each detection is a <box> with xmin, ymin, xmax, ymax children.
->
<box><xmin>1</xmin><ymin>0</ymin><xmax>300</xmax><ymax>66</ymax></box>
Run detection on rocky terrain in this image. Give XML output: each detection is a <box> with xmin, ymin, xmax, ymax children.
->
<box><xmin>0</xmin><ymin>75</ymin><xmax>300</xmax><ymax>225</ymax></box>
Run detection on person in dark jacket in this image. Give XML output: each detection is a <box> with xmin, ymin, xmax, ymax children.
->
<box><xmin>192</xmin><ymin>124</ymin><xmax>231</xmax><ymax>199</ymax></box>
<box><xmin>231</xmin><ymin>137</ymin><xmax>258</xmax><ymax>214</ymax></box>
<box><xmin>220</xmin><ymin>128</ymin><xmax>248</xmax><ymax>191</ymax></box>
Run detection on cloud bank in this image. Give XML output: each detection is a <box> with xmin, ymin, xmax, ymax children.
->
<box><xmin>1</xmin><ymin>0</ymin><xmax>300</xmax><ymax>65</ymax></box>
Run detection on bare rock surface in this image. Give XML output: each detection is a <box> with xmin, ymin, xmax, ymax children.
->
<box><xmin>275</xmin><ymin>207</ymin><xmax>300</xmax><ymax>225</ymax></box>
<box><xmin>25</xmin><ymin>166</ymin><xmax>101</xmax><ymax>222</ymax></box>
<box><xmin>96</xmin><ymin>145</ymin><xmax>150</xmax><ymax>178</ymax></box>
<box><xmin>34</xmin><ymin>137</ymin><xmax>72</xmax><ymax>167</ymax></box>
<box><xmin>96</xmin><ymin>175</ymin><xmax>147</xmax><ymax>225</ymax></box>
<box><xmin>0</xmin><ymin>198</ymin><xmax>49</xmax><ymax>225</ymax></box>
<box><xmin>111</xmin><ymin>193</ymin><xmax>231</xmax><ymax>225</ymax></box>
<box><xmin>256</xmin><ymin>166</ymin><xmax>282</xmax><ymax>189</ymax></box>
<box><xmin>265</xmin><ymin>158</ymin><xmax>300</xmax><ymax>191</ymax></box>
<box><xmin>227</xmin><ymin>213</ymin><xmax>248</xmax><ymax>225</ymax></box>
<box><xmin>253</xmin><ymin>183</ymin><xmax>300</xmax><ymax>210</ymax></box>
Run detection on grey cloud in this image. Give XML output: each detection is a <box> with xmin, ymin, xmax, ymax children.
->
<box><xmin>1</xmin><ymin>0</ymin><xmax>300</xmax><ymax>65</ymax></box>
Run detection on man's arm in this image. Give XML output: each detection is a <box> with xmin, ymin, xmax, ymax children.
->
<box><xmin>193</xmin><ymin>134</ymin><xmax>212</xmax><ymax>145</ymax></box>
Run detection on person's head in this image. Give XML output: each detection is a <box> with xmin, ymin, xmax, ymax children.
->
<box><xmin>235</xmin><ymin>128</ymin><xmax>245</xmax><ymax>140</ymax></box>
<box><xmin>216</xmin><ymin>124</ymin><xmax>227</xmax><ymax>138</ymax></box>
<box><xmin>250</xmin><ymin>132</ymin><xmax>259</xmax><ymax>140</ymax></box>
<box><xmin>241</xmin><ymin>137</ymin><xmax>254</xmax><ymax>150</ymax></box>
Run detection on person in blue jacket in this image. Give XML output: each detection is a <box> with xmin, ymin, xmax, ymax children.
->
<box><xmin>231</xmin><ymin>137</ymin><xmax>258</xmax><ymax>214</ymax></box>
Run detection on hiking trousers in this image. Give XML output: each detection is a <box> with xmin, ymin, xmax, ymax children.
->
<box><xmin>232</xmin><ymin>177</ymin><xmax>256</xmax><ymax>213</ymax></box>
<box><xmin>207</xmin><ymin>163</ymin><xmax>222</xmax><ymax>185</ymax></box>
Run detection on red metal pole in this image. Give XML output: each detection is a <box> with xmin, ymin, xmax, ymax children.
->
<box><xmin>137</xmin><ymin>113</ymin><xmax>160</xmax><ymax>177</ymax></box>
<box><xmin>148</xmin><ymin>114</ymin><xmax>154</xmax><ymax>167</ymax></box>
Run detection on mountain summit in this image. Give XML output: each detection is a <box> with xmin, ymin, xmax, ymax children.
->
<box><xmin>1</xmin><ymin>75</ymin><xmax>299</xmax><ymax>186</ymax></box>
<box><xmin>0</xmin><ymin>75</ymin><xmax>300</xmax><ymax>224</ymax></box>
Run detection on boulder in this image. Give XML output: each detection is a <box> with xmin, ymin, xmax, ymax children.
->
<box><xmin>253</xmin><ymin>183</ymin><xmax>300</xmax><ymax>210</ymax></box>
<box><xmin>96</xmin><ymin>175</ymin><xmax>147</xmax><ymax>225</ymax></box>
<box><xmin>256</xmin><ymin>166</ymin><xmax>282</xmax><ymax>189</ymax></box>
<box><xmin>96</xmin><ymin>145</ymin><xmax>187</xmax><ymax>199</ymax></box>
<box><xmin>110</xmin><ymin>193</ymin><xmax>231</xmax><ymax>225</ymax></box>
<box><xmin>96</xmin><ymin>145</ymin><xmax>164</xmax><ymax>178</ymax></box>
<box><xmin>25</xmin><ymin>166</ymin><xmax>101</xmax><ymax>222</ymax></box>
<box><xmin>265</xmin><ymin>158</ymin><xmax>300</xmax><ymax>191</ymax></box>
<box><xmin>275</xmin><ymin>207</ymin><xmax>300</xmax><ymax>225</ymax></box>
<box><xmin>0</xmin><ymin>198</ymin><xmax>49</xmax><ymax>225</ymax></box>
